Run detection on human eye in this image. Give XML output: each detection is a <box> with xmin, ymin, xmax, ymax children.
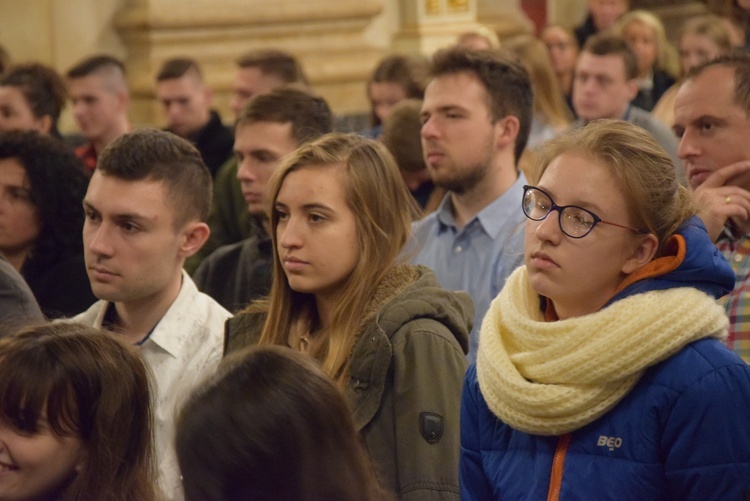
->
<box><xmin>119</xmin><ymin>220</ymin><xmax>141</xmax><ymax>233</ymax></box>
<box><xmin>274</xmin><ymin>206</ymin><xmax>289</xmax><ymax>221</ymax></box>
<box><xmin>698</xmin><ymin>119</ymin><xmax>716</xmax><ymax>134</ymax></box>
<box><xmin>84</xmin><ymin>208</ymin><xmax>100</xmax><ymax>222</ymax></box>
<box><xmin>308</xmin><ymin>212</ymin><xmax>326</xmax><ymax>223</ymax></box>
<box><xmin>7</xmin><ymin>187</ymin><xmax>31</xmax><ymax>202</ymax></box>
<box><xmin>234</xmin><ymin>151</ymin><xmax>244</xmax><ymax>162</ymax></box>
<box><xmin>563</xmin><ymin>208</ymin><xmax>595</xmax><ymax>234</ymax></box>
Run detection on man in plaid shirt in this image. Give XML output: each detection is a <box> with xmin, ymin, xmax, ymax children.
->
<box><xmin>673</xmin><ymin>50</ymin><xmax>750</xmax><ymax>364</ymax></box>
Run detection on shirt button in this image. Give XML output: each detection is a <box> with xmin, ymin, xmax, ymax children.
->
<box><xmin>454</xmin><ymin>245</ymin><xmax>463</xmax><ymax>254</ymax></box>
<box><xmin>735</xmin><ymin>254</ymin><xmax>743</xmax><ymax>263</ymax></box>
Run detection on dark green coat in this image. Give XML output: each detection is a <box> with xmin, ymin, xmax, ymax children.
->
<box><xmin>225</xmin><ymin>265</ymin><xmax>472</xmax><ymax>500</ymax></box>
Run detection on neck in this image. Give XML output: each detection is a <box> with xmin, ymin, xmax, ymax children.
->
<box><xmin>3</xmin><ymin>248</ymin><xmax>30</xmax><ymax>273</ymax></box>
<box><xmin>110</xmin><ymin>271</ymin><xmax>183</xmax><ymax>344</ymax></box>
<box><xmin>92</xmin><ymin>118</ymin><xmax>131</xmax><ymax>154</ymax></box>
<box><xmin>450</xmin><ymin>156</ymin><xmax>518</xmax><ymax>228</ymax></box>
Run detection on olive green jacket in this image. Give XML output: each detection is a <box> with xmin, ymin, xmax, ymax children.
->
<box><xmin>225</xmin><ymin>265</ymin><xmax>472</xmax><ymax>500</ymax></box>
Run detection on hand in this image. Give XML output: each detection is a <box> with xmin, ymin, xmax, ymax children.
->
<box><xmin>694</xmin><ymin>161</ymin><xmax>750</xmax><ymax>241</ymax></box>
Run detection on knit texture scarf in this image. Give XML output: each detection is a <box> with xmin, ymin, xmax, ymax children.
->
<box><xmin>477</xmin><ymin>266</ymin><xmax>729</xmax><ymax>436</ymax></box>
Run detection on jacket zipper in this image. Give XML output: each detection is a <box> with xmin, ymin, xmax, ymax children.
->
<box><xmin>547</xmin><ymin>433</ymin><xmax>571</xmax><ymax>501</ymax></box>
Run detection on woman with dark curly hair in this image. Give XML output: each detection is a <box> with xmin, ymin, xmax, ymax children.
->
<box><xmin>0</xmin><ymin>130</ymin><xmax>95</xmax><ymax>317</ymax></box>
<box><xmin>0</xmin><ymin>62</ymin><xmax>67</xmax><ymax>139</ymax></box>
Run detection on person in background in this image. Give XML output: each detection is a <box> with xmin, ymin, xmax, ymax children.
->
<box><xmin>574</xmin><ymin>0</ymin><xmax>630</xmax><ymax>48</ymax></box>
<box><xmin>226</xmin><ymin>133</ymin><xmax>471</xmax><ymax>499</ymax></box>
<box><xmin>412</xmin><ymin>46</ymin><xmax>532</xmax><ymax>361</ymax></box>
<box><xmin>652</xmin><ymin>14</ymin><xmax>733</xmax><ymax>127</ymax></box>
<box><xmin>0</xmin><ymin>253</ymin><xmax>43</xmax><ymax>329</ymax></box>
<box><xmin>176</xmin><ymin>345</ymin><xmax>390</xmax><ymax>501</ymax></box>
<box><xmin>673</xmin><ymin>51</ymin><xmax>750</xmax><ymax>363</ymax></box>
<box><xmin>194</xmin><ymin>86</ymin><xmax>333</xmax><ymax>312</ymax></box>
<box><xmin>185</xmin><ymin>49</ymin><xmax>308</xmax><ymax>274</ymax></box>
<box><xmin>504</xmin><ymin>34</ymin><xmax>572</xmax><ymax>151</ymax></box>
<box><xmin>381</xmin><ymin>98</ymin><xmax>446</xmax><ymax>215</ymax></box>
<box><xmin>0</xmin><ymin>322</ymin><xmax>159</xmax><ymax>501</ymax></box>
<box><xmin>361</xmin><ymin>54</ymin><xmax>428</xmax><ymax>138</ymax></box>
<box><xmin>572</xmin><ymin>34</ymin><xmax>682</xmax><ymax>177</ymax></box>
<box><xmin>66</xmin><ymin>55</ymin><xmax>131</xmax><ymax>176</ymax></box>
<box><xmin>155</xmin><ymin>57</ymin><xmax>233</xmax><ymax>177</ymax></box>
<box><xmin>540</xmin><ymin>24</ymin><xmax>580</xmax><ymax>115</ymax></box>
<box><xmin>0</xmin><ymin>63</ymin><xmax>66</xmax><ymax>139</ymax></box>
<box><xmin>456</xmin><ymin>25</ymin><xmax>502</xmax><ymax>51</ymax></box>
<box><xmin>0</xmin><ymin>45</ymin><xmax>10</xmax><ymax>76</ymax></box>
<box><xmin>70</xmin><ymin>128</ymin><xmax>231</xmax><ymax>499</ymax></box>
<box><xmin>614</xmin><ymin>10</ymin><xmax>680</xmax><ymax>111</ymax></box>
<box><xmin>0</xmin><ymin>130</ymin><xmax>95</xmax><ymax>318</ymax></box>
<box><xmin>461</xmin><ymin>120</ymin><xmax>750</xmax><ymax>499</ymax></box>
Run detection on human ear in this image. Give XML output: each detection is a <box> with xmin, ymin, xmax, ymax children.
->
<box><xmin>621</xmin><ymin>233</ymin><xmax>659</xmax><ymax>274</ymax></box>
<box><xmin>495</xmin><ymin>115</ymin><xmax>520</xmax><ymax>151</ymax></box>
<box><xmin>179</xmin><ymin>221</ymin><xmax>210</xmax><ymax>258</ymax></box>
<box><xmin>625</xmin><ymin>79</ymin><xmax>639</xmax><ymax>101</ymax></box>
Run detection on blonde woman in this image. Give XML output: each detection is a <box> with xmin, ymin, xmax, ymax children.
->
<box><xmin>614</xmin><ymin>10</ymin><xmax>680</xmax><ymax>111</ymax></box>
<box><xmin>652</xmin><ymin>14</ymin><xmax>733</xmax><ymax>127</ymax></box>
<box><xmin>504</xmin><ymin>34</ymin><xmax>573</xmax><ymax>150</ymax></box>
<box><xmin>461</xmin><ymin>120</ymin><xmax>750</xmax><ymax>499</ymax></box>
<box><xmin>226</xmin><ymin>133</ymin><xmax>471</xmax><ymax>500</ymax></box>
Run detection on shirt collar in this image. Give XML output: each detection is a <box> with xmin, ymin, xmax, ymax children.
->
<box><xmin>436</xmin><ymin>173</ymin><xmax>527</xmax><ymax>238</ymax></box>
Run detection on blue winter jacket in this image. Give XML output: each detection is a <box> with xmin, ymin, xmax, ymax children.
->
<box><xmin>460</xmin><ymin>218</ymin><xmax>750</xmax><ymax>500</ymax></box>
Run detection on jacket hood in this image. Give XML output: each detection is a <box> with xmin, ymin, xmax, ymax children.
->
<box><xmin>370</xmin><ymin>265</ymin><xmax>472</xmax><ymax>354</ymax></box>
<box><xmin>607</xmin><ymin>216</ymin><xmax>735</xmax><ymax>305</ymax></box>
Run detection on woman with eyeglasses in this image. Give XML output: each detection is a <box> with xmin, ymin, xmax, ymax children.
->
<box><xmin>460</xmin><ymin>119</ymin><xmax>750</xmax><ymax>500</ymax></box>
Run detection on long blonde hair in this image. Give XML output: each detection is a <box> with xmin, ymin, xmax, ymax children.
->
<box><xmin>252</xmin><ymin>133</ymin><xmax>419</xmax><ymax>384</ymax></box>
<box><xmin>504</xmin><ymin>35</ymin><xmax>572</xmax><ymax>129</ymax></box>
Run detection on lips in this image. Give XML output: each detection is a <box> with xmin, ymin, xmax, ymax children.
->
<box><xmin>282</xmin><ymin>256</ymin><xmax>309</xmax><ymax>273</ymax></box>
<box><xmin>530</xmin><ymin>250</ymin><xmax>559</xmax><ymax>270</ymax></box>
<box><xmin>686</xmin><ymin>166</ymin><xmax>711</xmax><ymax>189</ymax></box>
<box><xmin>88</xmin><ymin>265</ymin><xmax>118</xmax><ymax>281</ymax></box>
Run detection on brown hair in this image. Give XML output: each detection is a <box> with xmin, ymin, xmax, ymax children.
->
<box><xmin>583</xmin><ymin>34</ymin><xmax>639</xmax><ymax>80</ymax></box>
<box><xmin>0</xmin><ymin>322</ymin><xmax>157</xmax><ymax>501</ymax></box>
<box><xmin>97</xmin><ymin>128</ymin><xmax>212</xmax><ymax>225</ymax></box>
<box><xmin>247</xmin><ymin>133</ymin><xmax>419</xmax><ymax>384</ymax></box>
<box><xmin>430</xmin><ymin>46</ymin><xmax>533</xmax><ymax>162</ymax></box>
<box><xmin>504</xmin><ymin>34</ymin><xmax>573</xmax><ymax>129</ymax></box>
<box><xmin>531</xmin><ymin>119</ymin><xmax>696</xmax><ymax>256</ymax></box>
<box><xmin>156</xmin><ymin>57</ymin><xmax>201</xmax><ymax>82</ymax></box>
<box><xmin>367</xmin><ymin>55</ymin><xmax>429</xmax><ymax>126</ymax></box>
<box><xmin>236</xmin><ymin>49</ymin><xmax>309</xmax><ymax>85</ymax></box>
<box><xmin>0</xmin><ymin>63</ymin><xmax>67</xmax><ymax>138</ymax></box>
<box><xmin>176</xmin><ymin>345</ymin><xmax>390</xmax><ymax>501</ymax></box>
<box><xmin>236</xmin><ymin>85</ymin><xmax>333</xmax><ymax>143</ymax></box>
<box><xmin>685</xmin><ymin>49</ymin><xmax>750</xmax><ymax>117</ymax></box>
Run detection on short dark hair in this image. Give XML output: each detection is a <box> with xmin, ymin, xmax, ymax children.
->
<box><xmin>237</xmin><ymin>85</ymin><xmax>333</xmax><ymax>145</ymax></box>
<box><xmin>235</xmin><ymin>49</ymin><xmax>308</xmax><ymax>85</ymax></box>
<box><xmin>66</xmin><ymin>54</ymin><xmax>126</xmax><ymax>79</ymax></box>
<box><xmin>0</xmin><ymin>63</ymin><xmax>67</xmax><ymax>137</ymax></box>
<box><xmin>582</xmin><ymin>34</ymin><xmax>639</xmax><ymax>81</ymax></box>
<box><xmin>156</xmin><ymin>57</ymin><xmax>202</xmax><ymax>82</ymax></box>
<box><xmin>97</xmin><ymin>128</ymin><xmax>213</xmax><ymax>225</ymax></box>
<box><xmin>381</xmin><ymin>98</ymin><xmax>424</xmax><ymax>173</ymax></box>
<box><xmin>368</xmin><ymin>54</ymin><xmax>429</xmax><ymax>126</ymax></box>
<box><xmin>430</xmin><ymin>46</ymin><xmax>533</xmax><ymax>163</ymax></box>
<box><xmin>686</xmin><ymin>49</ymin><xmax>750</xmax><ymax>118</ymax></box>
<box><xmin>176</xmin><ymin>346</ymin><xmax>386</xmax><ymax>501</ymax></box>
<box><xmin>0</xmin><ymin>130</ymin><xmax>87</xmax><ymax>272</ymax></box>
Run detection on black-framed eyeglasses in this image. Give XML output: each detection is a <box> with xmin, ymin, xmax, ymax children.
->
<box><xmin>522</xmin><ymin>185</ymin><xmax>645</xmax><ymax>239</ymax></box>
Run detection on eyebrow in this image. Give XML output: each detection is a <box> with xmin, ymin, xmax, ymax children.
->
<box><xmin>275</xmin><ymin>200</ymin><xmax>335</xmax><ymax>212</ymax></box>
<box><xmin>537</xmin><ymin>186</ymin><xmax>607</xmax><ymax>215</ymax></box>
<box><xmin>82</xmin><ymin>201</ymin><xmax>156</xmax><ymax>225</ymax></box>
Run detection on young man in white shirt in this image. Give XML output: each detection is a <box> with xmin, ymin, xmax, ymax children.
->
<box><xmin>71</xmin><ymin>128</ymin><xmax>231</xmax><ymax>499</ymax></box>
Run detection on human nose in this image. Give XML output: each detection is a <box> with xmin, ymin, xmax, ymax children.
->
<box><xmin>236</xmin><ymin>157</ymin><xmax>255</xmax><ymax>183</ymax></box>
<box><xmin>677</xmin><ymin>129</ymin><xmax>699</xmax><ymax>161</ymax></box>
<box><xmin>421</xmin><ymin>115</ymin><xmax>438</xmax><ymax>140</ymax></box>
<box><xmin>85</xmin><ymin>222</ymin><xmax>114</xmax><ymax>257</ymax></box>
<box><xmin>533</xmin><ymin>208</ymin><xmax>563</xmax><ymax>242</ymax></box>
<box><xmin>278</xmin><ymin>217</ymin><xmax>302</xmax><ymax>250</ymax></box>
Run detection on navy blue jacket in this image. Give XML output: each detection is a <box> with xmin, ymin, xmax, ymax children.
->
<box><xmin>461</xmin><ymin>218</ymin><xmax>750</xmax><ymax>499</ymax></box>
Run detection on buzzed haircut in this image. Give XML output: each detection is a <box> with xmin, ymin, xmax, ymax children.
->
<box><xmin>235</xmin><ymin>49</ymin><xmax>308</xmax><ymax>86</ymax></box>
<box><xmin>686</xmin><ymin>49</ymin><xmax>750</xmax><ymax>117</ymax></box>
<box><xmin>96</xmin><ymin>128</ymin><xmax>213</xmax><ymax>226</ymax></box>
<box><xmin>66</xmin><ymin>55</ymin><xmax>126</xmax><ymax>79</ymax></box>
<box><xmin>236</xmin><ymin>85</ymin><xmax>333</xmax><ymax>145</ymax></box>
<box><xmin>430</xmin><ymin>46</ymin><xmax>533</xmax><ymax>163</ymax></box>
<box><xmin>582</xmin><ymin>34</ymin><xmax>639</xmax><ymax>81</ymax></box>
<box><xmin>156</xmin><ymin>58</ymin><xmax>202</xmax><ymax>82</ymax></box>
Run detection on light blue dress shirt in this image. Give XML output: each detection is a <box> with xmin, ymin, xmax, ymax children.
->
<box><xmin>409</xmin><ymin>173</ymin><xmax>527</xmax><ymax>361</ymax></box>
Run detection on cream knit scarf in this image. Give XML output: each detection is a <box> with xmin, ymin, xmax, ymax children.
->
<box><xmin>477</xmin><ymin>266</ymin><xmax>728</xmax><ymax>436</ymax></box>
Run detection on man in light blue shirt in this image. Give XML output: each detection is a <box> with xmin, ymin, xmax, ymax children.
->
<box><xmin>411</xmin><ymin>47</ymin><xmax>533</xmax><ymax>360</ymax></box>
